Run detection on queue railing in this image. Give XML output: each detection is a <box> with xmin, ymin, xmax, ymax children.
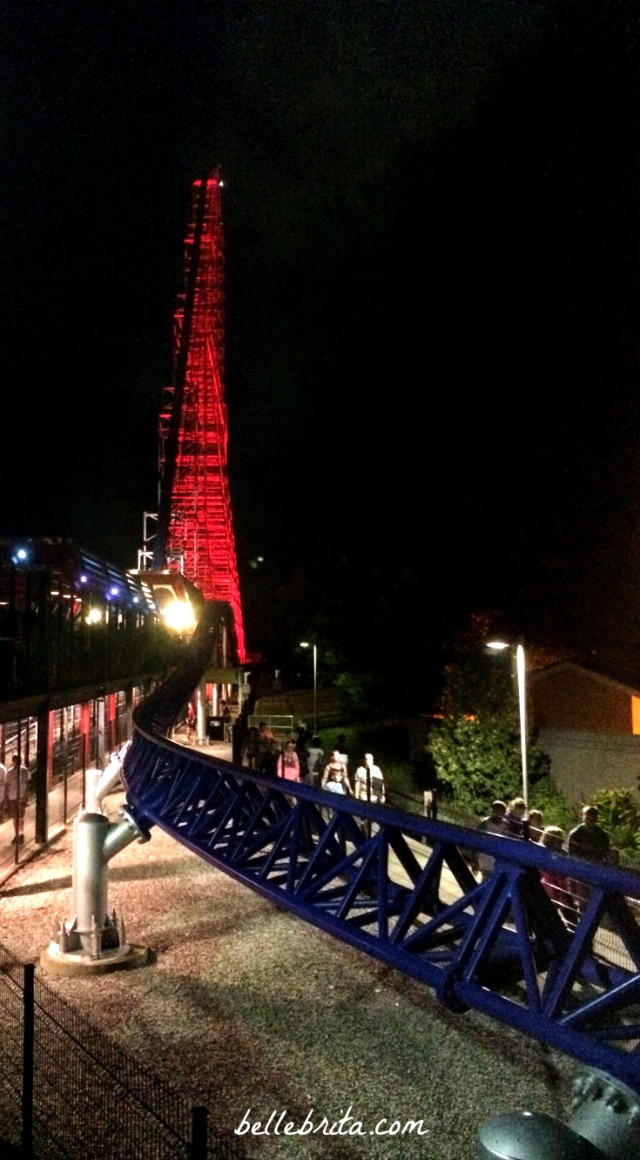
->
<box><xmin>119</xmin><ymin>605</ymin><xmax>640</xmax><ymax>1097</ymax></box>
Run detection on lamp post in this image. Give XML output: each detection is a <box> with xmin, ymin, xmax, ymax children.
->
<box><xmin>300</xmin><ymin>641</ymin><xmax>317</xmax><ymax>735</ymax></box>
<box><xmin>487</xmin><ymin>638</ymin><xmax>528</xmax><ymax>808</ymax></box>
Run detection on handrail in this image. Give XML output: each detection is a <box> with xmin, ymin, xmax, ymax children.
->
<box><xmin>122</xmin><ymin>604</ymin><xmax>640</xmax><ymax>1096</ymax></box>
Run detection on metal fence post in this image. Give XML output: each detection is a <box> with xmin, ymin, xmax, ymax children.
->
<box><xmin>22</xmin><ymin>962</ymin><xmax>35</xmax><ymax>1158</ymax></box>
<box><xmin>190</xmin><ymin>1104</ymin><xmax>208</xmax><ymax>1159</ymax></box>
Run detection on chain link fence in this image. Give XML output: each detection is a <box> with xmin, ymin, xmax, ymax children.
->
<box><xmin>0</xmin><ymin>943</ymin><xmax>242</xmax><ymax>1159</ymax></box>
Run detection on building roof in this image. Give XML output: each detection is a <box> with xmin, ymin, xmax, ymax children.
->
<box><xmin>530</xmin><ymin>658</ymin><xmax>640</xmax><ymax>700</ymax></box>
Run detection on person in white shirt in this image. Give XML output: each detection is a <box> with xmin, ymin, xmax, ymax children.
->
<box><xmin>305</xmin><ymin>737</ymin><xmax>325</xmax><ymax>786</ymax></box>
<box><xmin>6</xmin><ymin>754</ymin><xmax>28</xmax><ymax>845</ymax></box>
<box><xmin>354</xmin><ymin>753</ymin><xmax>385</xmax><ymax>804</ymax></box>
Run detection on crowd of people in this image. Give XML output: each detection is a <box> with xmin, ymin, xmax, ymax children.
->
<box><xmin>238</xmin><ymin>723</ymin><xmax>617</xmax><ymax>933</ymax></box>
<box><xmin>241</xmin><ymin>724</ymin><xmax>386</xmax><ymax>802</ymax></box>
<box><xmin>474</xmin><ymin>797</ymin><xmax>615</xmax><ymax>929</ymax></box>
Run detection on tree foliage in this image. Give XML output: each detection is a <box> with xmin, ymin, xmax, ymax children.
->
<box><xmin>427</xmin><ymin>715</ymin><xmax>551</xmax><ymax>814</ymax></box>
<box><xmin>525</xmin><ymin>775</ymin><xmax>576</xmax><ymax>834</ymax></box>
<box><xmin>333</xmin><ymin>671</ymin><xmax>379</xmax><ymax>721</ymax></box>
<box><xmin>588</xmin><ymin>788</ymin><xmax>640</xmax><ymax>852</ymax></box>
<box><xmin>426</xmin><ymin>613</ymin><xmax>553</xmax><ymax>814</ymax></box>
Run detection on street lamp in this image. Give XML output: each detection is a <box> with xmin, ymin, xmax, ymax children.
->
<box><xmin>300</xmin><ymin>641</ymin><xmax>317</xmax><ymax>734</ymax></box>
<box><xmin>487</xmin><ymin>638</ymin><xmax>528</xmax><ymax>807</ymax></box>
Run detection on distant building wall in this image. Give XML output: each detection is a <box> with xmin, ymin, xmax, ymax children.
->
<box><xmin>532</xmin><ymin>667</ymin><xmax>632</xmax><ymax>734</ymax></box>
<box><xmin>538</xmin><ymin>728</ymin><xmax>640</xmax><ymax>807</ymax></box>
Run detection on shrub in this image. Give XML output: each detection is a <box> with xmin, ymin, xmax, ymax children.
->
<box><xmin>588</xmin><ymin>788</ymin><xmax>640</xmax><ymax>852</ymax></box>
<box><xmin>527</xmin><ymin>776</ymin><xmax>575</xmax><ymax>834</ymax></box>
<box><xmin>426</xmin><ymin>715</ymin><xmax>551</xmax><ymax>816</ymax></box>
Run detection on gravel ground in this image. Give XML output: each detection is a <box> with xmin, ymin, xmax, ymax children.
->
<box><xmin>1</xmin><ymin>789</ymin><xmax>577</xmax><ymax>1160</ymax></box>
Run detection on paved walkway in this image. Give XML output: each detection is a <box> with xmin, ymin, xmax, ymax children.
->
<box><xmin>0</xmin><ymin>731</ymin><xmax>234</xmax><ymax>885</ymax></box>
<box><xmin>0</xmin><ymin>772</ymin><xmax>79</xmax><ymax>885</ymax></box>
<box><xmin>7</xmin><ymin>739</ymin><xmax>634</xmax><ymax>1157</ymax></box>
<box><xmin>3</xmin><ymin>735</ymin><xmax>633</xmax><ymax>981</ymax></box>
<box><xmin>1</xmin><ymin>797</ymin><xmax>578</xmax><ymax>1160</ymax></box>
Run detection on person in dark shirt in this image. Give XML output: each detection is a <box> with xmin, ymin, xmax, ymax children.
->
<box><xmin>242</xmin><ymin>726</ymin><xmax>260</xmax><ymax>769</ymax></box>
<box><xmin>220</xmin><ymin>700</ymin><xmax>233</xmax><ymax>741</ymax></box>
<box><xmin>527</xmin><ymin>809</ymin><xmax>544</xmax><ymax>843</ymax></box>
<box><xmin>568</xmin><ymin>805</ymin><xmax>611</xmax><ymax>862</ymax></box>
<box><xmin>568</xmin><ymin>804</ymin><xmax>611</xmax><ymax>916</ymax></box>
<box><xmin>473</xmin><ymin>800</ymin><xmax>508</xmax><ymax>881</ymax></box>
<box><xmin>259</xmin><ymin>738</ymin><xmax>280</xmax><ymax>777</ymax></box>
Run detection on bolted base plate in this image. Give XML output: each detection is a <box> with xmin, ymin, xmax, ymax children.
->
<box><xmin>39</xmin><ymin>942</ymin><xmax>149</xmax><ymax>977</ymax></box>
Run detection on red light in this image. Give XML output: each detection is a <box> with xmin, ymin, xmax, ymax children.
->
<box><xmin>159</xmin><ymin>168</ymin><xmax>246</xmax><ymax>661</ymax></box>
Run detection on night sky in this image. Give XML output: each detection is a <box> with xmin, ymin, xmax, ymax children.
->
<box><xmin>2</xmin><ymin>2</ymin><xmax>640</xmax><ymax>681</ymax></box>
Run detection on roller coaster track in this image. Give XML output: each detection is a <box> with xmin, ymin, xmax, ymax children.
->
<box><xmin>122</xmin><ymin>607</ymin><xmax>640</xmax><ymax>1095</ymax></box>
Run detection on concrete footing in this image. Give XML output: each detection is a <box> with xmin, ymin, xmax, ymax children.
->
<box><xmin>40</xmin><ymin>941</ymin><xmax>148</xmax><ymax>976</ymax></box>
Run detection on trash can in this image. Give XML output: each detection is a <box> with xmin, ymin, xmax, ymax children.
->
<box><xmin>207</xmin><ymin>716</ymin><xmax>224</xmax><ymax>741</ymax></box>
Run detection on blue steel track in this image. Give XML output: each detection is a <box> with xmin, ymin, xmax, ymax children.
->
<box><xmin>122</xmin><ymin>607</ymin><xmax>640</xmax><ymax>1095</ymax></box>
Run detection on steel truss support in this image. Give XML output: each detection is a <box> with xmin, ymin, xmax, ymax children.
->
<box><xmin>122</xmin><ymin>606</ymin><xmax>640</xmax><ymax>1097</ymax></box>
<box><xmin>154</xmin><ymin>170</ymin><xmax>245</xmax><ymax>661</ymax></box>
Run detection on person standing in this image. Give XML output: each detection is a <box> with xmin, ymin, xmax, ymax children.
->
<box><xmin>294</xmin><ymin>726</ymin><xmax>311</xmax><ymax>781</ymax></box>
<box><xmin>474</xmin><ymin>800</ymin><xmax>508</xmax><ymax>881</ymax></box>
<box><xmin>257</xmin><ymin>721</ymin><xmax>275</xmax><ymax>765</ymax></box>
<box><xmin>321</xmin><ymin>764</ymin><xmax>351</xmax><ymax>846</ymax></box>
<box><xmin>305</xmin><ymin>736</ymin><xmax>325</xmax><ymax>786</ymax></box>
<box><xmin>354</xmin><ymin>753</ymin><xmax>385</xmax><ymax>804</ymax></box>
<box><xmin>527</xmin><ymin>809</ymin><xmax>544</xmax><ymax>843</ymax></box>
<box><xmin>334</xmin><ymin>734</ymin><xmax>349</xmax><ymax>772</ymax></box>
<box><xmin>259</xmin><ymin>738</ymin><xmax>280</xmax><ymax>777</ymax></box>
<box><xmin>6</xmin><ymin>754</ymin><xmax>28</xmax><ymax>846</ymax></box>
<box><xmin>322</xmin><ymin>750</ymin><xmax>350</xmax><ymax>792</ymax></box>
<box><xmin>220</xmin><ymin>701</ymin><xmax>233</xmax><ymax>742</ymax></box>
<box><xmin>277</xmin><ymin>740</ymin><xmax>301</xmax><ymax>782</ymax></box>
<box><xmin>504</xmin><ymin>797</ymin><xmax>528</xmax><ymax>838</ymax></box>
<box><xmin>538</xmin><ymin>826</ymin><xmax>578</xmax><ymax>929</ymax></box>
<box><xmin>568</xmin><ymin>805</ymin><xmax>611</xmax><ymax>862</ymax></box>
<box><xmin>568</xmin><ymin>804</ymin><xmax>611</xmax><ymax>915</ymax></box>
<box><xmin>242</xmin><ymin>726</ymin><xmax>260</xmax><ymax>769</ymax></box>
<box><xmin>186</xmin><ymin>703</ymin><xmax>196</xmax><ymax>741</ymax></box>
